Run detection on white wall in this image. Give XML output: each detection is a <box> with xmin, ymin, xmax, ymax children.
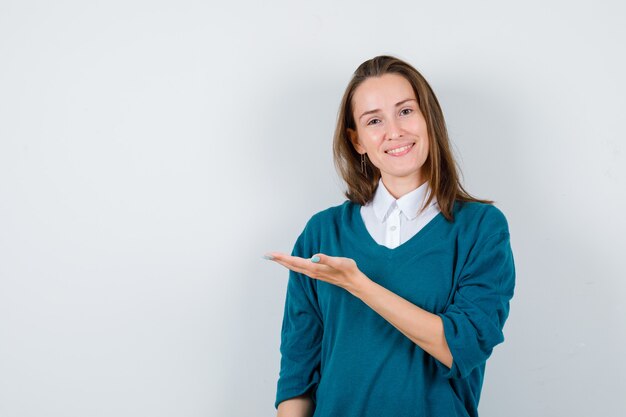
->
<box><xmin>1</xmin><ymin>1</ymin><xmax>625</xmax><ymax>416</ymax></box>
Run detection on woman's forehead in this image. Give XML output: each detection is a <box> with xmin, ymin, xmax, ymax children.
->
<box><xmin>352</xmin><ymin>74</ymin><xmax>417</xmax><ymax>113</ymax></box>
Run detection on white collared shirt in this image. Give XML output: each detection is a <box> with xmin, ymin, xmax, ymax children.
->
<box><xmin>360</xmin><ymin>178</ymin><xmax>442</xmax><ymax>249</ymax></box>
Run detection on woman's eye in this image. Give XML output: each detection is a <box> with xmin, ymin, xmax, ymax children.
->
<box><xmin>400</xmin><ymin>108</ymin><xmax>413</xmax><ymax>116</ymax></box>
<box><xmin>367</xmin><ymin>118</ymin><xmax>381</xmax><ymax>126</ymax></box>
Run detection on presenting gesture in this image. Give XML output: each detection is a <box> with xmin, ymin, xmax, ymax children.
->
<box><xmin>264</xmin><ymin>252</ymin><xmax>365</xmax><ymax>293</ymax></box>
<box><xmin>264</xmin><ymin>250</ymin><xmax>454</xmax><ymax>369</ymax></box>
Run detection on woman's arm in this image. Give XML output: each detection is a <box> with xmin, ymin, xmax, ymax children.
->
<box><xmin>277</xmin><ymin>394</ymin><xmax>314</xmax><ymax>417</ymax></box>
<box><xmin>268</xmin><ymin>253</ymin><xmax>453</xmax><ymax>368</ymax></box>
<box><xmin>348</xmin><ymin>273</ymin><xmax>453</xmax><ymax>368</ymax></box>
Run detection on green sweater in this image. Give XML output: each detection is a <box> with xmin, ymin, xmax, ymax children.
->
<box><xmin>276</xmin><ymin>200</ymin><xmax>515</xmax><ymax>417</ymax></box>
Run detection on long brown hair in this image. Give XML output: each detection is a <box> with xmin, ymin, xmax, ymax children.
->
<box><xmin>332</xmin><ymin>55</ymin><xmax>492</xmax><ymax>221</ymax></box>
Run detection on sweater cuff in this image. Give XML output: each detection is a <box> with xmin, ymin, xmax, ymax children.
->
<box><xmin>275</xmin><ymin>381</ymin><xmax>317</xmax><ymax>409</ymax></box>
<box><xmin>435</xmin><ymin>313</ymin><xmax>466</xmax><ymax>379</ymax></box>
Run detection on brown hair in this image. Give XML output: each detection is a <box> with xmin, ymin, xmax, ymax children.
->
<box><xmin>332</xmin><ymin>55</ymin><xmax>492</xmax><ymax>221</ymax></box>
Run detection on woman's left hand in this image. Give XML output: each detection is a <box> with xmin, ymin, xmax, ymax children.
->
<box><xmin>264</xmin><ymin>252</ymin><xmax>367</xmax><ymax>292</ymax></box>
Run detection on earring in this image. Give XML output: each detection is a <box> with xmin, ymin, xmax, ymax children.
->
<box><xmin>360</xmin><ymin>153</ymin><xmax>366</xmax><ymax>174</ymax></box>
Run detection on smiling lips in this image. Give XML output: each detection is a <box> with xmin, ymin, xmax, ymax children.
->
<box><xmin>385</xmin><ymin>143</ymin><xmax>415</xmax><ymax>156</ymax></box>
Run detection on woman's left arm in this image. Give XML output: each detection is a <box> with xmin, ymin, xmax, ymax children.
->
<box><xmin>350</xmin><ymin>271</ymin><xmax>453</xmax><ymax>367</ymax></box>
<box><xmin>266</xmin><ymin>253</ymin><xmax>454</xmax><ymax>368</ymax></box>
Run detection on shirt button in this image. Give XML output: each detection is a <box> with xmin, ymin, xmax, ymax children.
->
<box><xmin>390</xmin><ymin>226</ymin><xmax>397</xmax><ymax>231</ymax></box>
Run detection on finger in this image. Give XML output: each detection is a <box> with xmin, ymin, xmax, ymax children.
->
<box><xmin>264</xmin><ymin>252</ymin><xmax>312</xmax><ymax>271</ymax></box>
<box><xmin>275</xmin><ymin>258</ymin><xmax>336</xmax><ymax>281</ymax></box>
<box><xmin>263</xmin><ymin>251</ymin><xmax>290</xmax><ymax>261</ymax></box>
<box><xmin>273</xmin><ymin>258</ymin><xmax>310</xmax><ymax>276</ymax></box>
<box><xmin>309</xmin><ymin>253</ymin><xmax>338</xmax><ymax>267</ymax></box>
<box><xmin>267</xmin><ymin>252</ymin><xmax>311</xmax><ymax>265</ymax></box>
<box><xmin>282</xmin><ymin>254</ymin><xmax>326</xmax><ymax>270</ymax></box>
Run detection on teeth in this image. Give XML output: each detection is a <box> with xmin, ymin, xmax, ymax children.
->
<box><xmin>386</xmin><ymin>144</ymin><xmax>413</xmax><ymax>154</ymax></box>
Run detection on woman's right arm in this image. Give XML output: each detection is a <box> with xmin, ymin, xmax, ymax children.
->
<box><xmin>274</xmin><ymin>222</ymin><xmax>322</xmax><ymax>415</ymax></box>
<box><xmin>277</xmin><ymin>395</ymin><xmax>314</xmax><ymax>417</ymax></box>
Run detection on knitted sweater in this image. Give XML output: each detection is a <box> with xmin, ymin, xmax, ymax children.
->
<box><xmin>276</xmin><ymin>200</ymin><xmax>515</xmax><ymax>417</ymax></box>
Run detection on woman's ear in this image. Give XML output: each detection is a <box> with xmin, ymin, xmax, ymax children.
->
<box><xmin>347</xmin><ymin>128</ymin><xmax>365</xmax><ymax>154</ymax></box>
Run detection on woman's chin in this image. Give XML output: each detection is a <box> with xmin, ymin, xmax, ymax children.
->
<box><xmin>381</xmin><ymin>169</ymin><xmax>426</xmax><ymax>182</ymax></box>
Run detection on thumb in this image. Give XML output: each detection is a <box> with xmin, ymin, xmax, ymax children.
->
<box><xmin>310</xmin><ymin>253</ymin><xmax>343</xmax><ymax>268</ymax></box>
<box><xmin>310</xmin><ymin>253</ymin><xmax>328</xmax><ymax>264</ymax></box>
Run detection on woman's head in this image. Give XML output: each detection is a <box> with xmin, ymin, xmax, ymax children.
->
<box><xmin>346</xmin><ymin>72</ymin><xmax>430</xmax><ymax>199</ymax></box>
<box><xmin>333</xmin><ymin>55</ymin><xmax>489</xmax><ymax>220</ymax></box>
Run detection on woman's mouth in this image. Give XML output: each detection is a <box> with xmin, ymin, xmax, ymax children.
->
<box><xmin>385</xmin><ymin>143</ymin><xmax>415</xmax><ymax>157</ymax></box>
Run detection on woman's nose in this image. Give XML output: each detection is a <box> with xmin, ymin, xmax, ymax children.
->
<box><xmin>386</xmin><ymin>119</ymin><xmax>401</xmax><ymax>139</ymax></box>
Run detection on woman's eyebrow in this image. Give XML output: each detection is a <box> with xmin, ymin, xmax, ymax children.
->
<box><xmin>359</xmin><ymin>98</ymin><xmax>417</xmax><ymax>121</ymax></box>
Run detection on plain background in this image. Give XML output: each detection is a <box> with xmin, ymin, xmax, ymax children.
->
<box><xmin>1</xmin><ymin>0</ymin><xmax>625</xmax><ymax>416</ymax></box>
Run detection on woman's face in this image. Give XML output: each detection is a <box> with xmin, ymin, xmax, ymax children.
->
<box><xmin>348</xmin><ymin>73</ymin><xmax>430</xmax><ymax>190</ymax></box>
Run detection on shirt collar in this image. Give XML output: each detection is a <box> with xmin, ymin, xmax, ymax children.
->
<box><xmin>371</xmin><ymin>178</ymin><xmax>435</xmax><ymax>222</ymax></box>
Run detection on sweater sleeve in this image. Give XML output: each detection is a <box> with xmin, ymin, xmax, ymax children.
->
<box><xmin>436</xmin><ymin>221</ymin><xmax>516</xmax><ymax>380</ymax></box>
<box><xmin>275</xmin><ymin>224</ymin><xmax>323</xmax><ymax>409</ymax></box>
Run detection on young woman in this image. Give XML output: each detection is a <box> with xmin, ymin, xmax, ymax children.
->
<box><xmin>264</xmin><ymin>55</ymin><xmax>515</xmax><ymax>417</ymax></box>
